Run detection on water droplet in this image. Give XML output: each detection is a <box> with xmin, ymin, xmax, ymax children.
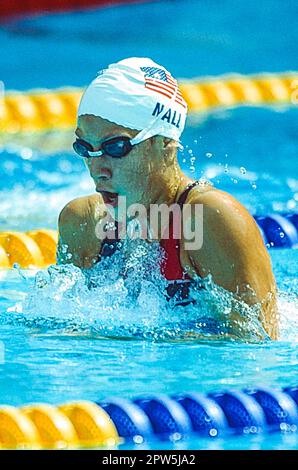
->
<box><xmin>206</xmin><ymin>152</ymin><xmax>213</xmax><ymax>158</ymax></box>
<box><xmin>170</xmin><ymin>432</ymin><xmax>182</xmax><ymax>442</ymax></box>
<box><xmin>240</xmin><ymin>166</ymin><xmax>246</xmax><ymax>174</ymax></box>
<box><xmin>280</xmin><ymin>232</ymin><xmax>285</xmax><ymax>238</ymax></box>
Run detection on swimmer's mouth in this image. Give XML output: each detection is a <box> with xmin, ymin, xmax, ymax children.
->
<box><xmin>98</xmin><ymin>190</ymin><xmax>119</xmax><ymax>207</ymax></box>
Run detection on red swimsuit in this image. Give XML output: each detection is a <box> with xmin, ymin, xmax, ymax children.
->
<box><xmin>159</xmin><ymin>215</ymin><xmax>190</xmax><ymax>280</ymax></box>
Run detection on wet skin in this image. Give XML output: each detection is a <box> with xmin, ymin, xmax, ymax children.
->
<box><xmin>58</xmin><ymin>115</ymin><xmax>278</xmax><ymax>339</ymax></box>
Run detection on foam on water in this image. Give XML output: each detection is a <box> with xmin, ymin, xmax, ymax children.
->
<box><xmin>3</xmin><ymin>234</ymin><xmax>274</xmax><ymax>343</ymax></box>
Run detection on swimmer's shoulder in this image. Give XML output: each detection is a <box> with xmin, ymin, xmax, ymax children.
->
<box><xmin>181</xmin><ymin>183</ymin><xmax>277</xmax><ymax>340</ymax></box>
<box><xmin>181</xmin><ymin>182</ymin><xmax>272</xmax><ymax>281</ymax></box>
<box><xmin>58</xmin><ymin>193</ymin><xmax>105</xmax><ymax>224</ymax></box>
<box><xmin>185</xmin><ymin>183</ymin><xmax>257</xmax><ymax>231</ymax></box>
<box><xmin>57</xmin><ymin>193</ymin><xmax>106</xmax><ymax>268</ymax></box>
<box><xmin>180</xmin><ymin>181</ymin><xmax>267</xmax><ymax>278</ymax></box>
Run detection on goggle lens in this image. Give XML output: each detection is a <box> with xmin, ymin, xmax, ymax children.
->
<box><xmin>102</xmin><ymin>136</ymin><xmax>132</xmax><ymax>158</ymax></box>
<box><xmin>73</xmin><ymin>136</ymin><xmax>133</xmax><ymax>159</ymax></box>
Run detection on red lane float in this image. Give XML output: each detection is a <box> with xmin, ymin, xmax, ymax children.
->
<box><xmin>0</xmin><ymin>0</ymin><xmax>150</xmax><ymax>20</ymax></box>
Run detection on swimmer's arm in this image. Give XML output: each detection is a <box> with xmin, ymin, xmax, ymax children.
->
<box><xmin>182</xmin><ymin>190</ymin><xmax>278</xmax><ymax>339</ymax></box>
<box><xmin>57</xmin><ymin>194</ymin><xmax>104</xmax><ymax>268</ymax></box>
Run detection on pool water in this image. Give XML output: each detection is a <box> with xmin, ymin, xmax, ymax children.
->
<box><xmin>0</xmin><ymin>0</ymin><xmax>298</xmax><ymax>450</ymax></box>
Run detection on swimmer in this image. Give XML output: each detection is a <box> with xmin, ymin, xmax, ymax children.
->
<box><xmin>57</xmin><ymin>57</ymin><xmax>277</xmax><ymax>339</ymax></box>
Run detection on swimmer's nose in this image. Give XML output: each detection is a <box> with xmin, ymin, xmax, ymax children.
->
<box><xmin>88</xmin><ymin>157</ymin><xmax>112</xmax><ymax>179</ymax></box>
<box><xmin>92</xmin><ymin>170</ymin><xmax>112</xmax><ymax>183</ymax></box>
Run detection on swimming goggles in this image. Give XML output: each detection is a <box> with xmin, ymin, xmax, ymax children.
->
<box><xmin>73</xmin><ymin>121</ymin><xmax>183</xmax><ymax>159</ymax></box>
<box><xmin>73</xmin><ymin>134</ymin><xmax>146</xmax><ymax>159</ymax></box>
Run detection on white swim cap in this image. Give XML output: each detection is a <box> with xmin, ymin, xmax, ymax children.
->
<box><xmin>78</xmin><ymin>57</ymin><xmax>187</xmax><ymax>145</ymax></box>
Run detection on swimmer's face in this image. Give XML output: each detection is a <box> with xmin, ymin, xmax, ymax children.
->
<box><xmin>76</xmin><ymin>115</ymin><xmax>176</xmax><ymax>220</ymax></box>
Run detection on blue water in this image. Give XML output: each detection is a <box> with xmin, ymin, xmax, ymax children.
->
<box><xmin>1</xmin><ymin>0</ymin><xmax>297</xmax><ymax>89</ymax></box>
<box><xmin>0</xmin><ymin>0</ymin><xmax>298</xmax><ymax>450</ymax></box>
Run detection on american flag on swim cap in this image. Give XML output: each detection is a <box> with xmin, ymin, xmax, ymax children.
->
<box><xmin>140</xmin><ymin>66</ymin><xmax>187</xmax><ymax>109</ymax></box>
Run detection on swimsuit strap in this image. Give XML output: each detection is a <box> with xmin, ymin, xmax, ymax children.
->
<box><xmin>176</xmin><ymin>180</ymin><xmax>201</xmax><ymax>208</ymax></box>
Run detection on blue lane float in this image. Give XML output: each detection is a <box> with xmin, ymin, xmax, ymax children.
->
<box><xmin>98</xmin><ymin>386</ymin><xmax>298</xmax><ymax>441</ymax></box>
<box><xmin>100</xmin><ymin>398</ymin><xmax>154</xmax><ymax>439</ymax></box>
<box><xmin>284</xmin><ymin>386</ymin><xmax>298</xmax><ymax>406</ymax></box>
<box><xmin>254</xmin><ymin>214</ymin><xmax>298</xmax><ymax>248</ymax></box>
<box><xmin>133</xmin><ymin>395</ymin><xmax>193</xmax><ymax>439</ymax></box>
<box><xmin>246</xmin><ymin>388</ymin><xmax>298</xmax><ymax>430</ymax></box>
<box><xmin>208</xmin><ymin>390</ymin><xmax>266</xmax><ymax>432</ymax></box>
<box><xmin>173</xmin><ymin>392</ymin><xmax>228</xmax><ymax>437</ymax></box>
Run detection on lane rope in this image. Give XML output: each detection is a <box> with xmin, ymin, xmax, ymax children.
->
<box><xmin>0</xmin><ymin>385</ymin><xmax>297</xmax><ymax>448</ymax></box>
<box><xmin>1</xmin><ymin>72</ymin><xmax>297</xmax><ymax>134</ymax></box>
